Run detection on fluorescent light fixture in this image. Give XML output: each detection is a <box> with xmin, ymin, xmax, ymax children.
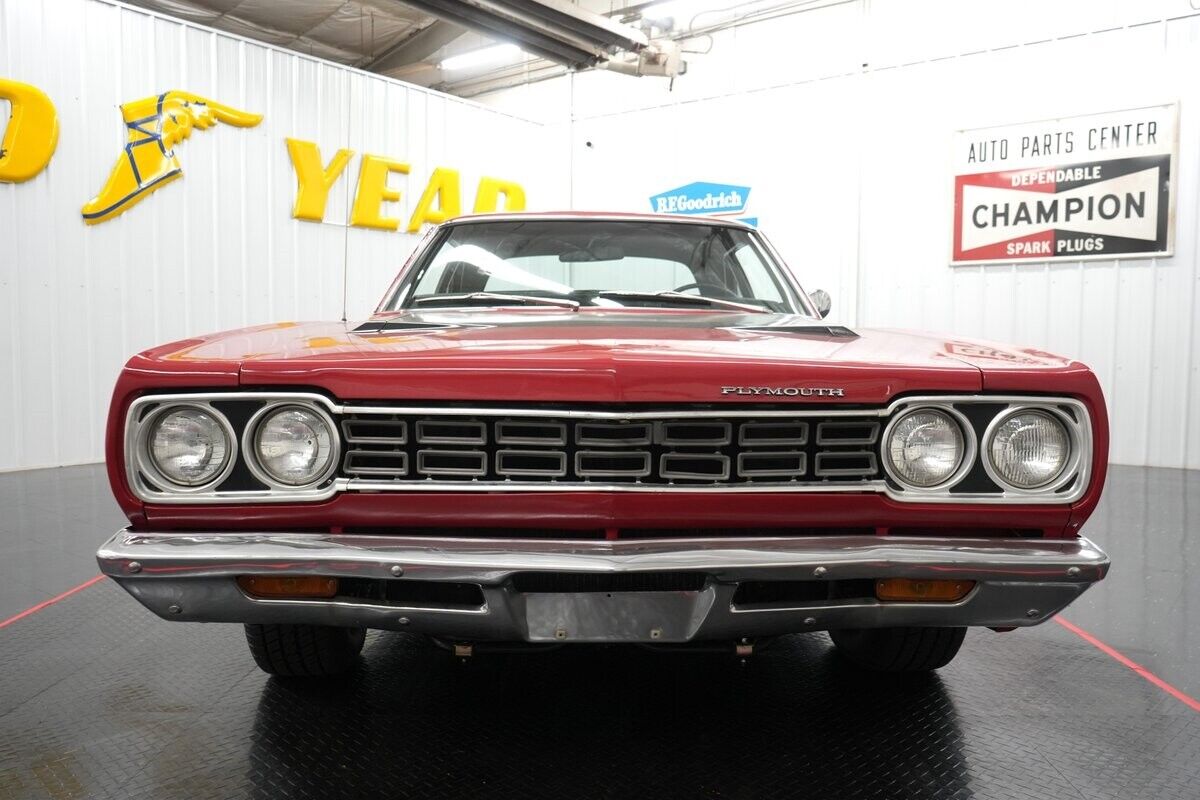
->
<box><xmin>440</xmin><ymin>44</ymin><xmax>522</xmax><ymax>71</ymax></box>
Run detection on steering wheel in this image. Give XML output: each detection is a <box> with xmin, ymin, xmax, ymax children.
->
<box><xmin>672</xmin><ymin>282</ymin><xmax>702</xmax><ymax>294</ymax></box>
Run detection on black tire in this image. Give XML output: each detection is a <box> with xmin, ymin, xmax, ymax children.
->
<box><xmin>829</xmin><ymin>626</ymin><xmax>966</xmax><ymax>672</ymax></box>
<box><xmin>244</xmin><ymin>623</ymin><xmax>366</xmax><ymax>677</ymax></box>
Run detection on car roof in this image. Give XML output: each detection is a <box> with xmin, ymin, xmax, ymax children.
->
<box><xmin>442</xmin><ymin>211</ymin><xmax>756</xmax><ymax>230</ymax></box>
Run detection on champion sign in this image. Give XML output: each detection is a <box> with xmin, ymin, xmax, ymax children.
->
<box><xmin>952</xmin><ymin>104</ymin><xmax>1177</xmax><ymax>264</ymax></box>
<box><xmin>650</xmin><ymin>181</ymin><xmax>751</xmax><ymax>217</ymax></box>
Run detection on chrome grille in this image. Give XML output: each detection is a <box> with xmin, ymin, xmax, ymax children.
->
<box><xmin>340</xmin><ymin>410</ymin><xmax>883</xmax><ymax>486</ymax></box>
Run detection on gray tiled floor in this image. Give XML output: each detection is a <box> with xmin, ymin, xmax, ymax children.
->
<box><xmin>0</xmin><ymin>465</ymin><xmax>123</xmax><ymax>621</ymax></box>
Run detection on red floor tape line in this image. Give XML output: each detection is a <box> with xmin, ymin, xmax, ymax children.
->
<box><xmin>1055</xmin><ymin>616</ymin><xmax>1200</xmax><ymax>712</ymax></box>
<box><xmin>0</xmin><ymin>574</ymin><xmax>107</xmax><ymax>630</ymax></box>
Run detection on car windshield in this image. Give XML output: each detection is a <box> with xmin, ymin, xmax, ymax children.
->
<box><xmin>389</xmin><ymin>219</ymin><xmax>803</xmax><ymax>314</ymax></box>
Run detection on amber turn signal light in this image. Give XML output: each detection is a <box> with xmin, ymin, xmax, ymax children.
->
<box><xmin>875</xmin><ymin>578</ymin><xmax>975</xmax><ymax>602</ymax></box>
<box><xmin>237</xmin><ymin>575</ymin><xmax>339</xmax><ymax>599</ymax></box>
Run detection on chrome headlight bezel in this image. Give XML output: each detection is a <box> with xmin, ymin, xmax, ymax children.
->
<box><xmin>134</xmin><ymin>402</ymin><xmax>238</xmax><ymax>493</ymax></box>
<box><xmin>242</xmin><ymin>401</ymin><xmax>341</xmax><ymax>490</ymax></box>
<box><xmin>982</xmin><ymin>406</ymin><xmax>1080</xmax><ymax>494</ymax></box>
<box><xmin>880</xmin><ymin>405</ymin><xmax>977</xmax><ymax>492</ymax></box>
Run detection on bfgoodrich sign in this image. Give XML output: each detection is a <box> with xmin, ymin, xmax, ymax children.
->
<box><xmin>952</xmin><ymin>103</ymin><xmax>1178</xmax><ymax>264</ymax></box>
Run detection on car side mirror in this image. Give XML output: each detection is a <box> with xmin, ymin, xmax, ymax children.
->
<box><xmin>809</xmin><ymin>289</ymin><xmax>831</xmax><ymax>319</ymax></box>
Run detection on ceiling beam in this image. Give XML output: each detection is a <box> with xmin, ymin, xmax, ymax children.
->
<box><xmin>364</xmin><ymin>20</ymin><xmax>467</xmax><ymax>73</ymax></box>
<box><xmin>499</xmin><ymin>0</ymin><xmax>647</xmax><ymax>51</ymax></box>
<box><xmin>399</xmin><ymin>0</ymin><xmax>604</xmax><ymax>67</ymax></box>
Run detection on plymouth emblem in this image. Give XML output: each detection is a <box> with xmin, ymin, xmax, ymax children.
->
<box><xmin>721</xmin><ymin>386</ymin><xmax>845</xmax><ymax>397</ymax></box>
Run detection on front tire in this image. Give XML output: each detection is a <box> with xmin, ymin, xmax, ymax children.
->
<box><xmin>244</xmin><ymin>623</ymin><xmax>366</xmax><ymax>677</ymax></box>
<box><xmin>829</xmin><ymin>626</ymin><xmax>966</xmax><ymax>672</ymax></box>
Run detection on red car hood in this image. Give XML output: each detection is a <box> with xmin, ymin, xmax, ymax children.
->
<box><xmin>129</xmin><ymin>310</ymin><xmax>1085</xmax><ymax>405</ymax></box>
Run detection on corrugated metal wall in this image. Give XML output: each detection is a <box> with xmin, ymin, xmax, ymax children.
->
<box><xmin>0</xmin><ymin>0</ymin><xmax>561</xmax><ymax>471</ymax></box>
<box><xmin>489</xmin><ymin>0</ymin><xmax>1200</xmax><ymax>469</ymax></box>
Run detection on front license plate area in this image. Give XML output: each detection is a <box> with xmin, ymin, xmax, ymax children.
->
<box><xmin>523</xmin><ymin>590</ymin><xmax>714</xmax><ymax>642</ymax></box>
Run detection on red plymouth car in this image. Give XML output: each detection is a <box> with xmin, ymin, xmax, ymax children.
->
<box><xmin>97</xmin><ymin>213</ymin><xmax>1110</xmax><ymax>677</ymax></box>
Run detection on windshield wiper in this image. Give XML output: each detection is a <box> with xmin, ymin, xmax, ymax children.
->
<box><xmin>412</xmin><ymin>292</ymin><xmax>580</xmax><ymax>309</ymax></box>
<box><xmin>595</xmin><ymin>290</ymin><xmax>769</xmax><ymax>312</ymax></box>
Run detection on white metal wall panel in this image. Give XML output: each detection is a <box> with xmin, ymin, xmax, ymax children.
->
<box><xmin>496</xmin><ymin>1</ymin><xmax>1200</xmax><ymax>469</ymax></box>
<box><xmin>0</xmin><ymin>0</ymin><xmax>559</xmax><ymax>471</ymax></box>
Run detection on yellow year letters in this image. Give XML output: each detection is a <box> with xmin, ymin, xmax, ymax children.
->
<box><xmin>286</xmin><ymin>139</ymin><xmax>527</xmax><ymax>231</ymax></box>
<box><xmin>286</xmin><ymin>138</ymin><xmax>353</xmax><ymax>221</ymax></box>
<box><xmin>350</xmin><ymin>155</ymin><xmax>411</xmax><ymax>231</ymax></box>
<box><xmin>0</xmin><ymin>79</ymin><xmax>59</xmax><ymax>183</ymax></box>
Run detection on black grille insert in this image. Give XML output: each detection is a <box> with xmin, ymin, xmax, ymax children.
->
<box><xmin>337</xmin><ymin>578</ymin><xmax>485</xmax><ymax>608</ymax></box>
<box><xmin>511</xmin><ymin>571</ymin><xmax>706</xmax><ymax>593</ymax></box>
<box><xmin>732</xmin><ymin>579</ymin><xmax>876</xmax><ymax>607</ymax></box>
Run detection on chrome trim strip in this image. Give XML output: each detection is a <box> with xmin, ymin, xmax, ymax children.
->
<box><xmin>342</xmin><ymin>418</ymin><xmax>407</xmax><ymax>445</ymax></box>
<box><xmin>495</xmin><ymin>421</ymin><xmax>567</xmax><ymax>447</ymax></box>
<box><xmin>416</xmin><ymin>449</ymin><xmax>488</xmax><ymax>477</ymax></box>
<box><xmin>658</xmin><ymin>420</ymin><xmax>732</xmax><ymax>447</ymax></box>
<box><xmin>343</xmin><ymin>450</ymin><xmax>409</xmax><ymax>477</ymax></box>
<box><xmin>738</xmin><ymin>421</ymin><xmax>808</xmax><ymax>446</ymax></box>
<box><xmin>815</xmin><ymin>420</ymin><xmax>881</xmax><ymax>445</ymax></box>
<box><xmin>97</xmin><ymin>530</ymin><xmax>1110</xmax><ymax>637</ymax></box>
<box><xmin>495</xmin><ymin>449</ymin><xmax>568</xmax><ymax>478</ymax></box>
<box><xmin>376</xmin><ymin>406</ymin><xmax>876</xmax><ymax>421</ymax></box>
<box><xmin>737</xmin><ymin>451</ymin><xmax>807</xmax><ymax>478</ymax></box>
<box><xmin>122</xmin><ymin>393</ymin><xmax>1093</xmax><ymax>505</ymax></box>
<box><xmin>574</xmin><ymin>450</ymin><xmax>652</xmax><ymax>478</ymax></box>
<box><xmin>98</xmin><ymin>530</ymin><xmax>1109</xmax><ymax>584</ymax></box>
<box><xmin>415</xmin><ymin>419</ymin><xmax>487</xmax><ymax>445</ymax></box>
<box><xmin>813</xmin><ymin>451</ymin><xmax>879</xmax><ymax>477</ymax></box>
<box><xmin>575</xmin><ymin>422</ymin><xmax>652</xmax><ymax>446</ymax></box>
<box><xmin>660</xmin><ymin>453</ymin><xmax>731</xmax><ymax>481</ymax></box>
<box><xmin>442</xmin><ymin>213</ymin><xmax>757</xmax><ymax>230</ymax></box>
<box><xmin>345</xmin><ymin>478</ymin><xmax>882</xmax><ymax>493</ymax></box>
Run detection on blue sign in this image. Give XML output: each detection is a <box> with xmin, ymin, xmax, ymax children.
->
<box><xmin>649</xmin><ymin>181</ymin><xmax>751</xmax><ymax>217</ymax></box>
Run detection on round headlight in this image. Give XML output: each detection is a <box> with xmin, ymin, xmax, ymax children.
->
<box><xmin>987</xmin><ymin>410</ymin><xmax>1069</xmax><ymax>489</ymax></box>
<box><xmin>252</xmin><ymin>405</ymin><xmax>336</xmax><ymax>486</ymax></box>
<box><xmin>148</xmin><ymin>407</ymin><xmax>231</xmax><ymax>486</ymax></box>
<box><xmin>884</xmin><ymin>408</ymin><xmax>966</xmax><ymax>488</ymax></box>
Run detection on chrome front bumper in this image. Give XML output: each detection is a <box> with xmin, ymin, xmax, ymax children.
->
<box><xmin>97</xmin><ymin>530</ymin><xmax>1109</xmax><ymax>643</ymax></box>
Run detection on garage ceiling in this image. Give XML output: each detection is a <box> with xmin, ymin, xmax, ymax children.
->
<box><xmin>121</xmin><ymin>0</ymin><xmax>435</xmax><ymax>66</ymax></box>
<box><xmin>120</xmin><ymin>0</ymin><xmax>666</xmax><ymax>94</ymax></box>
<box><xmin>121</xmin><ymin>0</ymin><xmax>823</xmax><ymax>96</ymax></box>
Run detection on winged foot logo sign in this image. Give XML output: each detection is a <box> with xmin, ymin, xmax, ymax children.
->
<box><xmin>82</xmin><ymin>91</ymin><xmax>263</xmax><ymax>224</ymax></box>
<box><xmin>649</xmin><ymin>181</ymin><xmax>756</xmax><ymax>226</ymax></box>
